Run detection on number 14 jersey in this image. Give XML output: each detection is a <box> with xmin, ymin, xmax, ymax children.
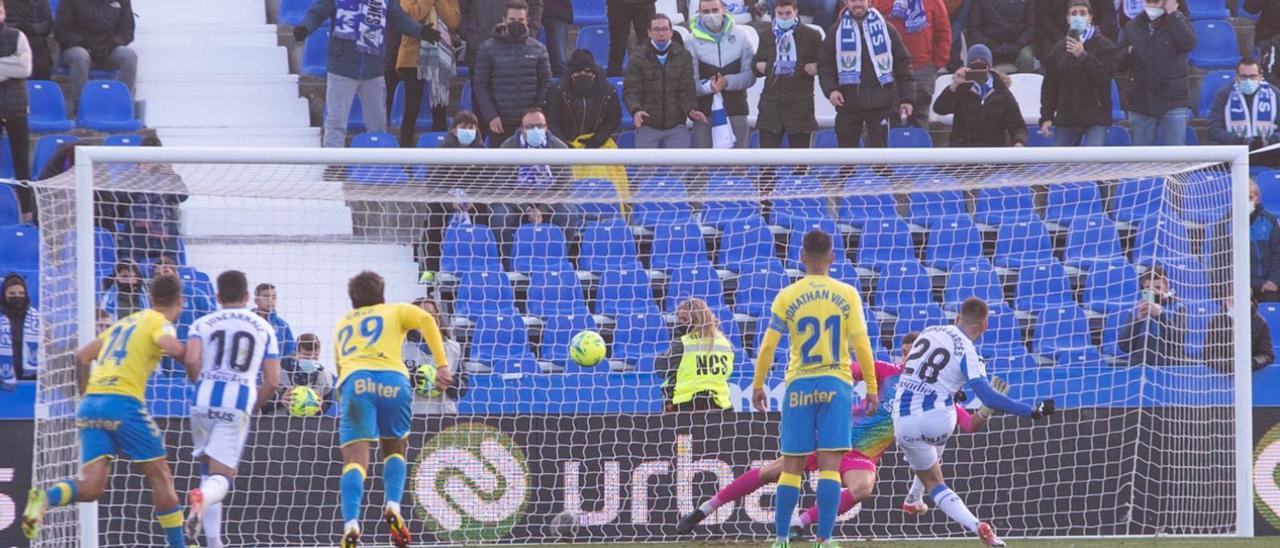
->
<box><xmin>892</xmin><ymin>325</ymin><xmax>986</xmax><ymax>418</ymax></box>
<box><xmin>190</xmin><ymin>307</ymin><xmax>280</xmax><ymax>413</ymax></box>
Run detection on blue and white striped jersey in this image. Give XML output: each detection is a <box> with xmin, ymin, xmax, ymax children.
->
<box><xmin>891</xmin><ymin>325</ymin><xmax>985</xmax><ymax>418</ymax></box>
<box><xmin>190</xmin><ymin>307</ymin><xmax>280</xmax><ymax>414</ymax></box>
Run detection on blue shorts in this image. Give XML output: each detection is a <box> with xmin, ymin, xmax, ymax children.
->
<box><xmin>78</xmin><ymin>394</ymin><xmax>167</xmax><ymax>465</ymax></box>
<box><xmin>339</xmin><ymin>370</ymin><xmax>413</xmax><ymax>447</ymax></box>
<box><xmin>780</xmin><ymin>376</ymin><xmax>853</xmax><ymax>456</ymax></box>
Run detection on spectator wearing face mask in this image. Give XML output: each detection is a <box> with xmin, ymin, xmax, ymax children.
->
<box><xmin>754</xmin><ymin>0</ymin><xmax>823</xmax><ymax>148</ymax></box>
<box><xmin>1247</xmin><ymin>179</ymin><xmax>1280</xmax><ymax>302</ymax></box>
<box><xmin>1039</xmin><ymin>0</ymin><xmax>1118</xmax><ymax>146</ymax></box>
<box><xmin>545</xmin><ymin>49</ymin><xmax>622</xmax><ymax>148</ymax></box>
<box><xmin>275</xmin><ymin>333</ymin><xmax>336</xmax><ymax>414</ymax></box>
<box><xmin>933</xmin><ymin>44</ymin><xmax>1027</xmax><ymax>146</ymax></box>
<box><xmin>474</xmin><ymin>0</ymin><xmax>552</xmax><ymax>145</ymax></box>
<box><xmin>440</xmin><ymin>110</ymin><xmax>484</xmax><ymax>148</ymax></box>
<box><xmin>687</xmin><ymin>0</ymin><xmax>756</xmax><ymax>149</ymax></box>
<box><xmin>870</xmin><ymin>0</ymin><xmax>951</xmax><ymax>129</ymax></box>
<box><xmin>1117</xmin><ymin>0</ymin><xmax>1194</xmax><ymax>146</ymax></box>
<box><xmin>1037</xmin><ymin>0</ymin><xmax>1117</xmax><ymax>55</ymax></box>
<box><xmin>406</xmin><ymin>298</ymin><xmax>464</xmax><ymax>414</ymax></box>
<box><xmin>1119</xmin><ymin>265</ymin><xmax>1188</xmax><ymax>366</ymax></box>
<box><xmin>818</xmin><ymin>0</ymin><xmax>915</xmax><ymax>148</ymax></box>
<box><xmin>499</xmin><ymin>107</ymin><xmax>568</xmax><ymax>149</ymax></box>
<box><xmin>462</xmin><ymin>0</ymin><xmax>543</xmax><ymax>71</ymax></box>
<box><xmin>1208</xmin><ymin>58</ymin><xmax>1278</xmax><ymax>150</ymax></box>
<box><xmin>0</xmin><ymin>273</ymin><xmax>38</xmax><ymax>389</ymax></box>
<box><xmin>624</xmin><ymin>13</ymin><xmax>704</xmax><ymax>148</ymax></box>
<box><xmin>100</xmin><ymin>260</ymin><xmax>148</xmax><ymax>319</ymax></box>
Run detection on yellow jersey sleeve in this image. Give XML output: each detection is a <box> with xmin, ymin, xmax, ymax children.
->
<box><xmin>399</xmin><ymin>303</ymin><xmax>448</xmax><ymax>368</ymax></box>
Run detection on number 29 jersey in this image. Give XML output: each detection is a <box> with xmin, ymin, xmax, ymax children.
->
<box><xmin>190</xmin><ymin>307</ymin><xmax>280</xmax><ymax>413</ymax></box>
<box><xmin>334</xmin><ymin>303</ymin><xmax>442</xmax><ymax>387</ymax></box>
<box><xmin>892</xmin><ymin>325</ymin><xmax>986</xmax><ymax>418</ymax></box>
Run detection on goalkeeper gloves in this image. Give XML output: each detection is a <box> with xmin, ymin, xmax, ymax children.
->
<box><xmin>978</xmin><ymin>376</ymin><xmax>1009</xmax><ymax>418</ymax></box>
<box><xmin>1030</xmin><ymin>398</ymin><xmax>1055</xmax><ymax>420</ymax></box>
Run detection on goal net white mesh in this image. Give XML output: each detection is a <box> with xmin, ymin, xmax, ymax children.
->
<box><xmin>27</xmin><ymin>149</ymin><xmax>1246</xmax><ymax>546</ymax></box>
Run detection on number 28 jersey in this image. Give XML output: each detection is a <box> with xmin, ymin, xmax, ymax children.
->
<box><xmin>190</xmin><ymin>307</ymin><xmax>280</xmax><ymax>413</ymax></box>
<box><xmin>892</xmin><ymin>325</ymin><xmax>986</xmax><ymax>418</ymax></box>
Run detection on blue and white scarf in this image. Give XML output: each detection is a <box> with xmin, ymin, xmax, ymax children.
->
<box><xmin>969</xmin><ymin>76</ymin><xmax>995</xmax><ymax>101</ymax></box>
<box><xmin>837</xmin><ymin>8</ymin><xmax>894</xmax><ymax>86</ymax></box>
<box><xmin>1227</xmin><ymin>82</ymin><xmax>1278</xmax><ymax>139</ymax></box>
<box><xmin>1077</xmin><ymin>24</ymin><xmax>1097</xmax><ymax>43</ymax></box>
<box><xmin>890</xmin><ymin>0</ymin><xmax>928</xmax><ymax>34</ymax></box>
<box><xmin>1116</xmin><ymin>0</ymin><xmax>1143</xmax><ymax>20</ymax></box>
<box><xmin>334</xmin><ymin>0</ymin><xmax>387</xmax><ymax>55</ymax></box>
<box><xmin>711</xmin><ymin>93</ymin><xmax>736</xmax><ymax>148</ymax></box>
<box><xmin>772</xmin><ymin>20</ymin><xmax>797</xmax><ymax>76</ymax></box>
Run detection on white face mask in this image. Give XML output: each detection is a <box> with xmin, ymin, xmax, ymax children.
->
<box><xmin>1144</xmin><ymin>6</ymin><xmax>1165</xmax><ymax>19</ymax></box>
<box><xmin>702</xmin><ymin>13</ymin><xmax>724</xmax><ymax>30</ymax></box>
<box><xmin>524</xmin><ymin>126</ymin><xmax>547</xmax><ymax>147</ymax></box>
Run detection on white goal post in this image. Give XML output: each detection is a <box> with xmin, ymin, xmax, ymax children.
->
<box><xmin>30</xmin><ymin>145</ymin><xmax>1254</xmax><ymax>546</ymax></box>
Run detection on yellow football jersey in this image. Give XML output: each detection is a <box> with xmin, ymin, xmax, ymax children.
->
<box><xmin>334</xmin><ymin>303</ymin><xmax>446</xmax><ymax>387</ymax></box>
<box><xmin>767</xmin><ymin>275</ymin><xmax>873</xmax><ymax>386</ymax></box>
<box><xmin>86</xmin><ymin>309</ymin><xmax>177</xmax><ymax>402</ymax></box>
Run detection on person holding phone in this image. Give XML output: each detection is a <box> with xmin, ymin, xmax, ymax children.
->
<box><xmin>933</xmin><ymin>44</ymin><xmax>1027</xmax><ymax>147</ymax></box>
<box><xmin>1039</xmin><ymin>0</ymin><xmax>1118</xmax><ymax>146</ymax></box>
<box><xmin>1119</xmin><ymin>265</ymin><xmax>1188</xmax><ymax>366</ymax></box>
<box><xmin>1116</xmin><ymin>0</ymin><xmax>1195</xmax><ymax>146</ymax></box>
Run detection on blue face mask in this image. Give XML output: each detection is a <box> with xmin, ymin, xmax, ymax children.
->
<box><xmin>1241</xmin><ymin>78</ymin><xmax>1262</xmax><ymax>95</ymax></box>
<box><xmin>1068</xmin><ymin>16</ymin><xmax>1088</xmax><ymax>33</ymax></box>
<box><xmin>524</xmin><ymin>127</ymin><xmax>547</xmax><ymax>147</ymax></box>
<box><xmin>456</xmin><ymin>128</ymin><xmax>476</xmax><ymax>145</ymax></box>
<box><xmin>775</xmin><ymin>16</ymin><xmax>798</xmax><ymax>30</ymax></box>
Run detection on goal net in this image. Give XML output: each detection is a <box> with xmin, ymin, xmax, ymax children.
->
<box><xmin>28</xmin><ymin>147</ymin><xmax>1251</xmax><ymax>546</ymax></box>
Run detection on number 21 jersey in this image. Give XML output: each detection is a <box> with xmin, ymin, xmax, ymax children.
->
<box><xmin>190</xmin><ymin>307</ymin><xmax>280</xmax><ymax>413</ymax></box>
<box><xmin>892</xmin><ymin>325</ymin><xmax>986</xmax><ymax>418</ymax></box>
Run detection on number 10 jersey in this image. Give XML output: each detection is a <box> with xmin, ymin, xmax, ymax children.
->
<box><xmin>891</xmin><ymin>325</ymin><xmax>986</xmax><ymax>418</ymax></box>
<box><xmin>190</xmin><ymin>307</ymin><xmax>280</xmax><ymax>414</ymax></box>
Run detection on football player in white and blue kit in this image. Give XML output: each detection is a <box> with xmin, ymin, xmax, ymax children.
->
<box><xmin>181</xmin><ymin>270</ymin><xmax>281</xmax><ymax>548</ymax></box>
<box><xmin>892</xmin><ymin>298</ymin><xmax>1053</xmax><ymax>547</ymax></box>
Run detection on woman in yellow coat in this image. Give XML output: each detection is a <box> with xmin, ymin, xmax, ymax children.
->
<box><xmin>386</xmin><ymin>0</ymin><xmax>461</xmax><ymax>145</ymax></box>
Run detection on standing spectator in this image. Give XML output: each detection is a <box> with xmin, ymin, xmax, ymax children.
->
<box><xmin>754</xmin><ymin>0</ymin><xmax>823</xmax><ymax>148</ymax></box>
<box><xmin>624</xmin><ymin>14</ymin><xmax>705</xmax><ymax>148</ymax></box>
<box><xmin>871</xmin><ymin>0</ymin><xmax>951</xmax><ymax>129</ymax></box>
<box><xmin>254</xmin><ymin>283</ymin><xmax>298</xmax><ymax>357</ymax></box>
<box><xmin>405</xmin><ymin>298</ymin><xmax>463</xmax><ymax>414</ymax></box>
<box><xmin>1039</xmin><ymin>0</ymin><xmax>1119</xmax><ymax>147</ymax></box>
<box><xmin>387</xmin><ymin>0</ymin><xmax>459</xmax><ymax>146</ymax></box>
<box><xmin>1117</xmin><ymin>0</ymin><xmax>1194</xmax><ymax>146</ymax></box>
<box><xmin>1208</xmin><ymin>59</ymin><xmax>1278</xmax><ymax>150</ymax></box>
<box><xmin>542</xmin><ymin>0</ymin><xmax>572</xmax><ymax>78</ymax></box>
<box><xmin>440</xmin><ymin>110</ymin><xmax>484</xmax><ymax>148</ymax></box>
<box><xmin>0</xmin><ymin>1</ymin><xmax>31</xmax><ymax>182</ymax></box>
<box><xmin>1037</xmin><ymin>0</ymin><xmax>1117</xmax><ymax>55</ymax></box>
<box><xmin>275</xmin><ymin>333</ymin><xmax>336</xmax><ymax>414</ymax></box>
<box><xmin>6</xmin><ymin>0</ymin><xmax>51</xmax><ymax>80</ymax></box>
<box><xmin>688</xmin><ymin>0</ymin><xmax>756</xmax><ymax>148</ymax></box>
<box><xmin>0</xmin><ymin>273</ymin><xmax>38</xmax><ymax>388</ymax></box>
<box><xmin>100</xmin><ymin>260</ymin><xmax>147</xmax><ymax>319</ymax></box>
<box><xmin>657</xmin><ymin>297</ymin><xmax>735</xmax><ymax>411</ymax></box>
<box><xmin>545</xmin><ymin>49</ymin><xmax>622</xmax><ymax>148</ymax></box>
<box><xmin>965</xmin><ymin>0</ymin><xmax>1036</xmax><ymax>73</ymax></box>
<box><xmin>474</xmin><ymin>0</ymin><xmax>552</xmax><ymax>145</ymax></box>
<box><xmin>462</xmin><ymin>0</ymin><xmax>542</xmax><ymax>70</ymax></box>
<box><xmin>802</xmin><ymin>0</ymin><xmax>843</xmax><ymax>31</ymax></box>
<box><xmin>933</xmin><ymin>44</ymin><xmax>1026</xmax><ymax>146</ymax></box>
<box><xmin>1206</xmin><ymin>296</ymin><xmax>1274</xmax><ymax>373</ymax></box>
<box><xmin>1119</xmin><ymin>265</ymin><xmax>1187</xmax><ymax>366</ymax></box>
<box><xmin>1250</xmin><ymin>178</ymin><xmax>1280</xmax><ymax>301</ymax></box>
<box><xmin>607</xmin><ymin>0</ymin><xmax>657</xmax><ymax>77</ymax></box>
<box><xmin>818</xmin><ymin>0</ymin><xmax>915</xmax><ymax>148</ymax></box>
<box><xmin>293</xmin><ymin>0</ymin><xmax>440</xmax><ymax>148</ymax></box>
<box><xmin>1248</xmin><ymin>0</ymin><xmax>1280</xmax><ymax>48</ymax></box>
<box><xmin>54</xmin><ymin>0</ymin><xmax>136</xmax><ymax>107</ymax></box>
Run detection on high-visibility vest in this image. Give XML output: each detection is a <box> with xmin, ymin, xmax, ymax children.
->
<box><xmin>672</xmin><ymin>333</ymin><xmax>734</xmax><ymax>409</ymax></box>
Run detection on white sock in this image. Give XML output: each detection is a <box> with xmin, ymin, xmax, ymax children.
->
<box><xmin>344</xmin><ymin>519</ymin><xmax>361</xmax><ymax>533</ymax></box>
<box><xmin>385</xmin><ymin>501</ymin><xmax>401</xmax><ymax>516</ymax></box>
<box><xmin>930</xmin><ymin>484</ymin><xmax>980</xmax><ymax>532</ymax></box>
<box><xmin>698</xmin><ymin>500</ymin><xmax>715</xmax><ymax>514</ymax></box>
<box><xmin>200</xmin><ymin>474</ymin><xmax>231</xmax><ymax>506</ymax></box>
<box><xmin>203</xmin><ymin>501</ymin><xmax>223</xmax><ymax>548</ymax></box>
<box><xmin>905</xmin><ymin>477</ymin><xmax>924</xmax><ymax>503</ymax></box>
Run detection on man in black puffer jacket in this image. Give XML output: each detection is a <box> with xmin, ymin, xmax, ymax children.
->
<box><xmin>545</xmin><ymin>49</ymin><xmax>621</xmax><ymax>148</ymax></box>
<box><xmin>1117</xmin><ymin>0</ymin><xmax>1195</xmax><ymax>145</ymax></box>
<box><xmin>5</xmin><ymin>0</ymin><xmax>50</xmax><ymax>80</ymax></box>
<box><xmin>474</xmin><ymin>0</ymin><xmax>552</xmax><ymax>145</ymax></box>
<box><xmin>1039</xmin><ymin>0</ymin><xmax>1118</xmax><ymax>146</ymax></box>
<box><xmin>933</xmin><ymin>44</ymin><xmax>1027</xmax><ymax>147</ymax></box>
<box><xmin>54</xmin><ymin>0</ymin><xmax>135</xmax><ymax>106</ymax></box>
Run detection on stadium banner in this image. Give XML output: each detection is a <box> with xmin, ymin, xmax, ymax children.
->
<box><xmin>0</xmin><ymin>421</ymin><xmax>33</xmax><ymax>548</ymax></box>
<box><xmin>1255</xmin><ymin>407</ymin><xmax>1280</xmax><ymax>536</ymax></box>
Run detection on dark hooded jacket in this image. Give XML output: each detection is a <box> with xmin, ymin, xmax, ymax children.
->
<box><xmin>544</xmin><ymin>49</ymin><xmax>621</xmax><ymax>148</ymax></box>
<box><xmin>0</xmin><ymin>273</ymin><xmax>39</xmax><ymax>380</ymax></box>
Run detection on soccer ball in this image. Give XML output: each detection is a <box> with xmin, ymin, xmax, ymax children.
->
<box><xmin>550</xmin><ymin>510</ymin><xmax>580</xmax><ymax>539</ymax></box>
<box><xmin>288</xmin><ymin>386</ymin><xmax>322</xmax><ymax>417</ymax></box>
<box><xmin>569</xmin><ymin>331</ymin><xmax>607</xmax><ymax>367</ymax></box>
<box><xmin>413</xmin><ymin>363</ymin><xmax>442</xmax><ymax>398</ymax></box>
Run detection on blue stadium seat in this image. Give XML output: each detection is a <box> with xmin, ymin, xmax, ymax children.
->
<box><xmin>470</xmin><ymin>313</ymin><xmax>538</xmax><ymax>374</ymax></box>
<box><xmin>526</xmin><ymin>270</ymin><xmax>590</xmax><ymax>318</ymax></box>
<box><xmin>1262</xmin><ymin>171</ymin><xmax>1280</xmax><ymax>214</ymax></box>
<box><xmin>616</xmin><ymin>131</ymin><xmax>635</xmax><ymax>149</ymax></box>
<box><xmin>1189</xmin><ymin>19</ymin><xmax>1241</xmax><ymax>69</ymax></box>
<box><xmin>665</xmin><ymin>264</ymin><xmax>725</xmax><ymax>312</ymax></box>
<box><xmin>840</xmin><ymin>171</ymin><xmax>900</xmax><ymax>227</ymax></box>
<box><xmin>1105</xmin><ymin>125</ymin><xmax>1131</xmax><ymax>146</ymax></box>
<box><xmin>104</xmin><ymin>134</ymin><xmax>143</xmax><ymax>146</ymax></box>
<box><xmin>700</xmin><ymin>175</ymin><xmax>761</xmax><ymax>230</ymax></box>
<box><xmin>0</xmin><ymin>224</ymin><xmax>39</xmax><ymax>271</ymax></box>
<box><xmin>923</xmin><ymin>215</ymin><xmax>984</xmax><ymax>270</ymax></box>
<box><xmin>1159</xmin><ymin>257</ymin><xmax>1211</xmax><ymax>304</ymax></box>
<box><xmin>1110</xmin><ymin>80</ymin><xmax>1125</xmax><ymax>121</ymax></box>
<box><xmin>875</xmin><ymin>260</ymin><xmax>933</xmax><ymax>314</ymax></box>
<box><xmin>1109</xmin><ymin>177</ymin><xmax>1166</xmax><ymax>223</ymax></box>
<box><xmin>734</xmin><ymin>267</ymin><xmax>788</xmax><ymax>318</ymax></box>
<box><xmin>908</xmin><ymin>189</ymin><xmax>967</xmax><ymax>228</ymax></box>
<box><xmin>573</xmin><ymin>0</ymin><xmax>608</xmax><ymax>26</ymax></box>
<box><xmin>1043</xmin><ymin>182</ymin><xmax>1104</xmax><ymax>226</ymax></box>
<box><xmin>1192</xmin><ymin>70</ymin><xmax>1233</xmax><ymax>115</ymax></box>
<box><xmin>441</xmin><ymin>222</ymin><xmax>502</xmax><ymax>274</ymax></box>
<box><xmin>1014</xmin><ymin>260</ymin><xmax>1072</xmax><ymax>311</ymax></box>
<box><xmin>612</xmin><ymin>309</ymin><xmax>670</xmax><ymax>372</ymax></box>
<box><xmin>0</xmin><ymin>183</ymin><xmax>19</xmax><ymax>226</ymax></box>
<box><xmin>547</xmin><ymin>313</ymin><xmax>601</xmax><ymax>371</ymax></box>
<box><xmin>1064</xmin><ymin>215</ymin><xmax>1126</xmax><ymax>270</ymax></box>
<box><xmin>1082</xmin><ymin>262</ymin><xmax>1139</xmax><ymax>315</ymax></box>
<box><xmin>77</xmin><ymin>80</ymin><xmax>142</xmax><ymax>132</ymax></box>
<box><xmin>347</xmin><ymin>132</ymin><xmax>405</xmax><ymax>183</ymax></box>
<box><xmin>301</xmin><ymin>28</ymin><xmax>329</xmax><ymax>76</ymax></box>
<box><xmin>94</xmin><ymin>227</ymin><xmax>117</xmax><ymax>278</ymax></box>
<box><xmin>719</xmin><ymin>213</ymin><xmax>778</xmax><ymax>273</ymax></box>
<box><xmin>512</xmin><ymin>223</ymin><xmax>573</xmax><ymax>273</ymax></box>
<box><xmin>651</xmin><ymin>220</ymin><xmax>710</xmax><ymax>271</ymax></box>
<box><xmin>943</xmin><ymin>258</ymin><xmax>1004</xmax><ymax>311</ymax></box>
<box><xmin>973</xmin><ymin>187</ymin><xmax>1036</xmax><ymax>226</ymax></box>
<box><xmin>891</xmin><ymin>302</ymin><xmax>947</xmax><ymax>350</ymax></box>
<box><xmin>814</xmin><ymin>128</ymin><xmax>838</xmax><ymax>148</ymax></box>
<box><xmin>1178</xmin><ymin>172</ymin><xmax>1230</xmax><ymax>224</ymax></box>
<box><xmin>1033</xmin><ymin>306</ymin><xmax>1105</xmax><ymax>366</ymax></box>
<box><xmin>1188</xmin><ymin>0</ymin><xmax>1230</xmax><ymax>19</ymax></box>
<box><xmin>571</xmin><ymin>178</ymin><xmax>622</xmax><ymax>219</ymax></box>
<box><xmin>751</xmin><ymin>320</ymin><xmax>790</xmax><ymax>379</ymax></box>
<box><xmin>979</xmin><ymin>302</ymin><xmax>1026</xmax><ymax>360</ymax></box>
<box><xmin>579</xmin><ymin>221</ymin><xmax>641</xmax><ymax>273</ymax></box>
<box><xmin>606</xmin><ymin>78</ymin><xmax>633</xmax><ymax>130</ymax></box>
<box><xmin>575</xmin><ymin>25</ymin><xmax>611</xmax><ymax>68</ymax></box>
<box><xmin>786</xmin><ymin>218</ymin><xmax>845</xmax><ymax>268</ymax></box>
<box><xmin>1261</xmin><ymin>303</ymin><xmax>1280</xmax><ymax>351</ymax></box>
<box><xmin>857</xmin><ymin>217</ymin><xmax>916</xmax><ymax>267</ymax></box>
<box><xmin>828</xmin><ymin>259</ymin><xmax>861</xmax><ymax>286</ymax></box>
<box><xmin>389</xmin><ymin>81</ymin><xmax>433</xmax><ymax>130</ymax></box>
<box><xmin>279</xmin><ymin>0</ymin><xmax>314</xmax><ymax>26</ymax></box>
<box><xmin>770</xmin><ymin>175</ymin><xmax>832</xmax><ymax>229</ymax></box>
<box><xmin>596</xmin><ymin>269</ymin><xmax>657</xmax><ymax>315</ymax></box>
<box><xmin>32</xmin><ymin>134</ymin><xmax>78</xmax><ymax>177</ymax></box>
<box><xmin>27</xmin><ymin>80</ymin><xmax>74</xmax><ymax>132</ymax></box>
<box><xmin>455</xmin><ymin>271</ymin><xmax>518</xmax><ymax>319</ymax></box>
<box><xmin>1130</xmin><ymin>215</ymin><xmax>1194</xmax><ymax>262</ymax></box>
<box><xmin>632</xmin><ymin>177</ymin><xmax>692</xmax><ymax>231</ymax></box>
<box><xmin>416</xmin><ymin>131</ymin><xmax>448</xmax><ymax>148</ymax></box>
<box><xmin>1026</xmin><ymin>124</ymin><xmax>1053</xmax><ymax>147</ymax></box>
<box><xmin>888</xmin><ymin>127</ymin><xmax>932</xmax><ymax>148</ymax></box>
<box><xmin>460</xmin><ymin>80</ymin><xmax>474</xmax><ymax>112</ymax></box>
<box><xmin>1156</xmin><ymin>125</ymin><xmax>1200</xmax><ymax>145</ymax></box>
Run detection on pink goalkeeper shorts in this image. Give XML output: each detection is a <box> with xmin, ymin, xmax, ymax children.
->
<box><xmin>804</xmin><ymin>450</ymin><xmax>878</xmax><ymax>475</ymax></box>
